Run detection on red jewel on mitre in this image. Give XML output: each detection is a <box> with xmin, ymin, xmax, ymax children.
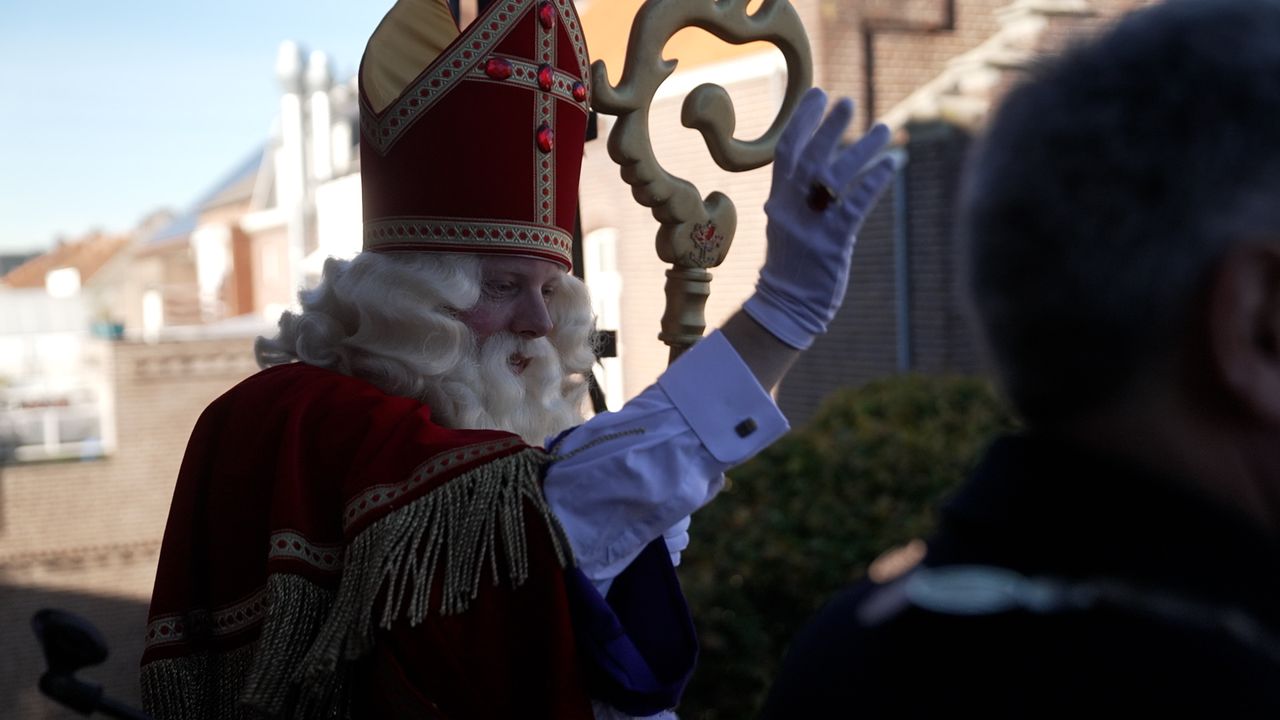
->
<box><xmin>536</xmin><ymin>123</ymin><xmax>555</xmax><ymax>153</ymax></box>
<box><xmin>538</xmin><ymin>1</ymin><xmax>556</xmax><ymax>30</ymax></box>
<box><xmin>485</xmin><ymin>57</ymin><xmax>514</xmax><ymax>80</ymax></box>
<box><xmin>358</xmin><ymin>0</ymin><xmax>591</xmax><ymax>271</ymax></box>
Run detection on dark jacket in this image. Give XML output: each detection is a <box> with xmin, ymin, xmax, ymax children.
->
<box><xmin>761</xmin><ymin>434</ymin><xmax>1280</xmax><ymax>718</ymax></box>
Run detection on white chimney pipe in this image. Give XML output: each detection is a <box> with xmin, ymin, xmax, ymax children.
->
<box><xmin>275</xmin><ymin>40</ymin><xmax>309</xmax><ymax>297</ymax></box>
<box><xmin>306</xmin><ymin>50</ymin><xmax>334</xmax><ymax>182</ymax></box>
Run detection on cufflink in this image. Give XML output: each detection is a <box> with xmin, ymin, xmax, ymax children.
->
<box><xmin>734</xmin><ymin>418</ymin><xmax>758</xmax><ymax>438</ymax></box>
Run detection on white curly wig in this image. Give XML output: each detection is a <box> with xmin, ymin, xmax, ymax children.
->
<box><xmin>254</xmin><ymin>252</ymin><xmax>596</xmax><ymax>444</ymax></box>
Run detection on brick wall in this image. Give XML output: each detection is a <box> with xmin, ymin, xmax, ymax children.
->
<box><xmin>821</xmin><ymin>0</ymin><xmax>1009</xmax><ymax>131</ymax></box>
<box><xmin>0</xmin><ymin>336</ymin><xmax>259</xmax><ymax>717</ymax></box>
<box><xmin>1037</xmin><ymin>0</ymin><xmax>1155</xmax><ymax>55</ymax></box>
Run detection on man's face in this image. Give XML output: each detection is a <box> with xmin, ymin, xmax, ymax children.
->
<box><xmin>456</xmin><ymin>255</ymin><xmax>564</xmax><ymax>374</ymax></box>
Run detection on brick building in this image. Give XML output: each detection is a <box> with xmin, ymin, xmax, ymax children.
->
<box><xmin>0</xmin><ymin>1</ymin><xmax>1150</xmax><ymax>715</ymax></box>
<box><xmin>0</xmin><ymin>337</ymin><xmax>260</xmax><ymax>717</ymax></box>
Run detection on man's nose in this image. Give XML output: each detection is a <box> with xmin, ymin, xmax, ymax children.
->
<box><xmin>513</xmin><ymin>291</ymin><xmax>554</xmax><ymax>339</ymax></box>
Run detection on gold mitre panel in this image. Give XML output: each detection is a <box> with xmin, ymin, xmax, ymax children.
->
<box><xmin>363</xmin><ymin>0</ymin><xmax>463</xmax><ymax>113</ymax></box>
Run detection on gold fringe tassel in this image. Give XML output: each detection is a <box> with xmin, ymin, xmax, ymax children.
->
<box><xmin>141</xmin><ymin>642</ymin><xmax>257</xmax><ymax>720</ymax></box>
<box><xmin>240</xmin><ymin>574</ymin><xmax>339</xmax><ymax>715</ymax></box>
<box><xmin>301</xmin><ymin>448</ymin><xmax>572</xmax><ymax>680</ymax></box>
<box><xmin>143</xmin><ymin>447</ymin><xmax>572</xmax><ymax>719</ymax></box>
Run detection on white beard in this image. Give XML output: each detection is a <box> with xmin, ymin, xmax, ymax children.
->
<box><xmin>421</xmin><ymin>331</ymin><xmax>584</xmax><ymax>446</ymax></box>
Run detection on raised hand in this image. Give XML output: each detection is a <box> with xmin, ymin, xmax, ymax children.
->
<box><xmin>743</xmin><ymin>87</ymin><xmax>896</xmax><ymax>350</ymax></box>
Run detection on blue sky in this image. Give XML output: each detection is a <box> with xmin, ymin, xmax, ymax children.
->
<box><xmin>0</xmin><ymin>0</ymin><xmax>392</xmax><ymax>254</ymax></box>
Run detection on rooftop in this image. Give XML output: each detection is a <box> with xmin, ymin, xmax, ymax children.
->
<box><xmin>0</xmin><ymin>232</ymin><xmax>131</xmax><ymax>290</ymax></box>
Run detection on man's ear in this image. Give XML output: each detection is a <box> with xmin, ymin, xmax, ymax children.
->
<box><xmin>1206</xmin><ymin>241</ymin><xmax>1280</xmax><ymax>425</ymax></box>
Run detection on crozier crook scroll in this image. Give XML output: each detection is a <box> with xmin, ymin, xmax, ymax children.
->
<box><xmin>590</xmin><ymin>0</ymin><xmax>813</xmax><ymax>362</ymax></box>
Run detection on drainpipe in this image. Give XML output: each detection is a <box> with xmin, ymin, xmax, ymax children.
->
<box><xmin>891</xmin><ymin>146</ymin><xmax>911</xmax><ymax>373</ymax></box>
<box><xmin>276</xmin><ymin>41</ymin><xmax>309</xmax><ymax>299</ymax></box>
<box><xmin>861</xmin><ymin>0</ymin><xmax>956</xmax><ymax>129</ymax></box>
<box><xmin>306</xmin><ymin>51</ymin><xmax>334</xmax><ymax>184</ymax></box>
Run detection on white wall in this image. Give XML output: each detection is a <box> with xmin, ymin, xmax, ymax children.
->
<box><xmin>312</xmin><ymin>171</ymin><xmax>365</xmax><ymax>272</ymax></box>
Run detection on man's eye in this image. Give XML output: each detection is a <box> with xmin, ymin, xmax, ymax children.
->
<box><xmin>483</xmin><ymin>282</ymin><xmax>516</xmax><ymax>298</ymax></box>
<box><xmin>541</xmin><ymin>284</ymin><xmax>557</xmax><ymax>299</ymax></box>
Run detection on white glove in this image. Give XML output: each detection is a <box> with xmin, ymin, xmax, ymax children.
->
<box><xmin>662</xmin><ymin>515</ymin><xmax>691</xmax><ymax>567</ymax></box>
<box><xmin>744</xmin><ymin>87</ymin><xmax>896</xmax><ymax>350</ymax></box>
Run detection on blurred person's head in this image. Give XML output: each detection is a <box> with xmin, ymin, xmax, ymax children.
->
<box><xmin>255</xmin><ymin>251</ymin><xmax>594</xmax><ymax>445</ymax></box>
<box><xmin>961</xmin><ymin>0</ymin><xmax>1280</xmax><ymax>517</ymax></box>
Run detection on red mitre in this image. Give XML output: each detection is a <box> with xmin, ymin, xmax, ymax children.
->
<box><xmin>359</xmin><ymin>0</ymin><xmax>591</xmax><ymax>270</ymax></box>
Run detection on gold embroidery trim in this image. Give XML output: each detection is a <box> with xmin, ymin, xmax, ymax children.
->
<box><xmin>269</xmin><ymin>529</ymin><xmax>344</xmax><ymax>573</ymax></box>
<box><xmin>343</xmin><ymin>436</ymin><xmax>524</xmax><ymax>531</ymax></box>
<box><xmin>144</xmin><ymin>586</ymin><xmax>270</xmax><ymax>651</ymax></box>
<box><xmin>363</xmin><ymin>218</ymin><xmax>573</xmax><ymax>262</ymax></box>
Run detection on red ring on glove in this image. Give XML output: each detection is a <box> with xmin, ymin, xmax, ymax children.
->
<box><xmin>806</xmin><ymin>181</ymin><xmax>839</xmax><ymax>212</ymax></box>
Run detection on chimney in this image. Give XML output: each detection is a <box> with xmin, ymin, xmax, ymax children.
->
<box><xmin>275</xmin><ymin>40</ymin><xmax>309</xmax><ymax>297</ymax></box>
<box><xmin>306</xmin><ymin>51</ymin><xmax>335</xmax><ymax>183</ymax></box>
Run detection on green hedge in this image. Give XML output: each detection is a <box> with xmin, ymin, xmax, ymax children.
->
<box><xmin>676</xmin><ymin>374</ymin><xmax>1016</xmax><ymax>718</ymax></box>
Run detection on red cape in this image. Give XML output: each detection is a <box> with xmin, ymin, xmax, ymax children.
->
<box><xmin>141</xmin><ymin>362</ymin><xmax>593</xmax><ymax>718</ymax></box>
